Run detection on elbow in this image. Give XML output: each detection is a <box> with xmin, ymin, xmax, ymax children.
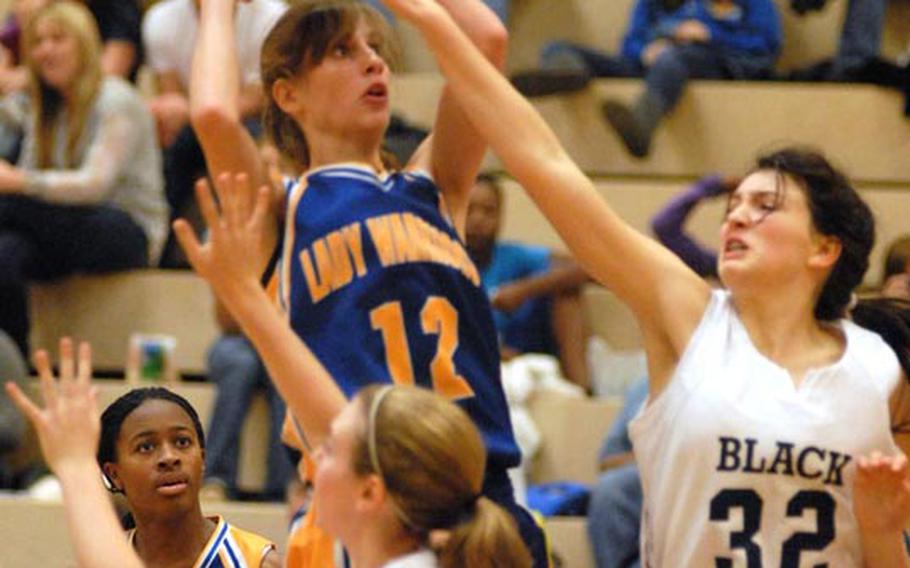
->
<box><xmin>190</xmin><ymin>103</ymin><xmax>239</xmax><ymax>145</ymax></box>
<box><xmin>651</xmin><ymin>218</ymin><xmax>670</xmax><ymax>243</ymax></box>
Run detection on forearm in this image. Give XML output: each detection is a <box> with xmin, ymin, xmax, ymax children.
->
<box><xmin>218</xmin><ymin>280</ymin><xmax>346</xmax><ymax>447</ymax></box>
<box><xmin>191</xmin><ymin>0</ymin><xmax>241</xmax><ymax>124</ymax></box>
<box><xmin>509</xmin><ymin>262</ymin><xmax>588</xmax><ymax>303</ymax></box>
<box><xmin>860</xmin><ymin>528</ymin><xmax>909</xmax><ymax>568</ymax></box>
<box><xmin>57</xmin><ymin>461</ymin><xmax>143</xmax><ymax>568</ymax></box>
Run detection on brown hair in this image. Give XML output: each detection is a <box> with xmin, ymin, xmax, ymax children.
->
<box><xmin>353</xmin><ymin>385</ymin><xmax>531</xmax><ymax>568</ymax></box>
<box><xmin>23</xmin><ymin>1</ymin><xmax>103</xmax><ymax>168</ymax></box>
<box><xmin>260</xmin><ymin>0</ymin><xmax>398</xmax><ymax>171</ymax></box>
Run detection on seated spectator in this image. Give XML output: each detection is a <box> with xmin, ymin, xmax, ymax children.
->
<box><xmin>466</xmin><ymin>173</ymin><xmax>591</xmax><ymax>391</ymax></box>
<box><xmin>512</xmin><ymin>0</ymin><xmax>781</xmax><ymax>158</ymax></box>
<box><xmin>788</xmin><ymin>0</ymin><xmax>910</xmax><ymax>114</ymax></box>
<box><xmin>142</xmin><ymin>0</ymin><xmax>286</xmax><ymax>266</ymax></box>
<box><xmin>880</xmin><ymin>235</ymin><xmax>910</xmax><ymax>300</ymax></box>
<box><xmin>587</xmin><ymin>377</ymin><xmax>647</xmax><ymax>568</ymax></box>
<box><xmin>650</xmin><ymin>174</ymin><xmax>736</xmax><ymax>278</ymax></box>
<box><xmin>0</xmin><ymin>1</ymin><xmax>167</xmax><ymax>358</ymax></box>
<box><xmin>0</xmin><ymin>328</ymin><xmax>38</xmax><ymax>490</ymax></box>
<box><xmin>0</xmin><ymin>0</ymin><xmax>46</xmax><ymax>96</ymax></box>
<box><xmin>201</xmin><ymin>298</ymin><xmax>294</xmax><ymax>502</ymax></box>
<box><xmin>85</xmin><ymin>0</ymin><xmax>143</xmax><ymax>81</ymax></box>
<box><xmin>364</xmin><ymin>0</ymin><xmax>509</xmax><ymax>25</ymax></box>
<box><xmin>0</xmin><ymin>0</ymin><xmax>142</xmax><ymax>96</ymax></box>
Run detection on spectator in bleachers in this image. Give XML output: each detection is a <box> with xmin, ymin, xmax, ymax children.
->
<box><xmin>364</xmin><ymin>0</ymin><xmax>509</xmax><ymax>24</ymax></box>
<box><xmin>82</xmin><ymin>0</ymin><xmax>143</xmax><ymax>81</ymax></box>
<box><xmin>512</xmin><ymin>0</ymin><xmax>781</xmax><ymax>158</ymax></box>
<box><xmin>0</xmin><ymin>1</ymin><xmax>167</xmax><ymax>358</ymax></box>
<box><xmin>201</xmin><ymin>298</ymin><xmax>294</xmax><ymax>502</ymax></box>
<box><xmin>788</xmin><ymin>0</ymin><xmax>910</xmax><ymax>115</ymax></box>
<box><xmin>790</xmin><ymin>0</ymin><xmax>885</xmax><ymax>80</ymax></box>
<box><xmin>650</xmin><ymin>174</ymin><xmax>737</xmax><ymax>279</ymax></box>
<box><xmin>142</xmin><ymin>0</ymin><xmax>286</xmax><ymax>266</ymax></box>
<box><xmin>466</xmin><ymin>173</ymin><xmax>592</xmax><ymax>391</ymax></box>
<box><xmin>587</xmin><ymin>376</ymin><xmax>647</xmax><ymax>568</ymax></box>
<box><xmin>0</xmin><ymin>0</ymin><xmax>142</xmax><ymax>96</ymax></box>
<box><xmin>0</xmin><ymin>328</ymin><xmax>37</xmax><ymax>490</ymax></box>
<box><xmin>880</xmin><ymin>235</ymin><xmax>910</xmax><ymax>301</ymax></box>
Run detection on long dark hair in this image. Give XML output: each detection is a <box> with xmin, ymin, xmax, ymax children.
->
<box><xmin>753</xmin><ymin>148</ymin><xmax>910</xmax><ymax>411</ymax></box>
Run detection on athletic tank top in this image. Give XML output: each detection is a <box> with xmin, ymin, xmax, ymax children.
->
<box><xmin>279</xmin><ymin>164</ymin><xmax>519</xmax><ymax>471</ymax></box>
<box><xmin>630</xmin><ymin>290</ymin><xmax>901</xmax><ymax>567</ymax></box>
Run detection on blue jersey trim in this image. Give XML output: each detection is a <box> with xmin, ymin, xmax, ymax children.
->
<box><xmin>200</xmin><ymin>521</ymin><xmax>230</xmax><ymax>568</ymax></box>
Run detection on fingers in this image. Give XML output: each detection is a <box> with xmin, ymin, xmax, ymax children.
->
<box><xmin>250</xmin><ymin>185</ymin><xmax>271</xmax><ymax>231</ymax></box>
<box><xmin>4</xmin><ymin>381</ymin><xmax>41</xmax><ymax>425</ymax></box>
<box><xmin>33</xmin><ymin>349</ymin><xmax>58</xmax><ymax>410</ymax></box>
<box><xmin>59</xmin><ymin>337</ymin><xmax>74</xmax><ymax>384</ymax></box>
<box><xmin>76</xmin><ymin>342</ymin><xmax>92</xmax><ymax>387</ymax></box>
<box><xmin>195</xmin><ymin>178</ymin><xmax>221</xmax><ymax>231</ymax></box>
<box><xmin>172</xmin><ymin>219</ymin><xmax>204</xmax><ymax>271</ymax></box>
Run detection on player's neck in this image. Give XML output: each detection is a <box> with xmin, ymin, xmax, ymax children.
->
<box><xmin>132</xmin><ymin>509</ymin><xmax>215</xmax><ymax>567</ymax></box>
<box><xmin>306</xmin><ymin>132</ymin><xmax>386</xmax><ymax>174</ymax></box>
<box><xmin>733</xmin><ymin>291</ymin><xmax>844</xmax><ymax>384</ymax></box>
<box><xmin>346</xmin><ymin>523</ymin><xmax>423</xmax><ymax>568</ymax></box>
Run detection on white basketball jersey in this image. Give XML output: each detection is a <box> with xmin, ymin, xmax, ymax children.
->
<box><xmin>630</xmin><ymin>290</ymin><xmax>901</xmax><ymax>567</ymax></box>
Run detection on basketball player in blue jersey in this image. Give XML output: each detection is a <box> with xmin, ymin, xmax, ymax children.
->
<box><xmin>362</xmin><ymin>0</ymin><xmax>910</xmax><ymax>565</ymax></box>
<box><xmin>182</xmin><ymin>0</ymin><xmax>547</xmax><ymax>564</ymax></box>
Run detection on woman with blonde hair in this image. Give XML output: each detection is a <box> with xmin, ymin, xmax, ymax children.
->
<box><xmin>0</xmin><ymin>1</ymin><xmax>166</xmax><ymax>358</ymax></box>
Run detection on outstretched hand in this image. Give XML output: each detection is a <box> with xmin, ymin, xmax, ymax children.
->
<box><xmin>853</xmin><ymin>451</ymin><xmax>910</xmax><ymax>534</ymax></box>
<box><xmin>173</xmin><ymin>173</ymin><xmax>272</xmax><ymax>300</ymax></box>
<box><xmin>4</xmin><ymin>339</ymin><xmax>98</xmax><ymax>476</ymax></box>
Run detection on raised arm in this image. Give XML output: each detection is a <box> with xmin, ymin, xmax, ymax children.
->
<box><xmin>173</xmin><ymin>175</ymin><xmax>346</xmax><ymax>448</ymax></box>
<box><xmin>5</xmin><ymin>340</ymin><xmax>144</xmax><ymax>568</ymax></box>
<box><xmin>384</xmin><ymin>0</ymin><xmax>710</xmax><ymax>392</ymax></box>
<box><xmin>407</xmin><ymin>0</ymin><xmax>507</xmax><ymax>236</ymax></box>
<box><xmin>190</xmin><ymin>0</ymin><xmax>268</xmax><ymax>190</ymax></box>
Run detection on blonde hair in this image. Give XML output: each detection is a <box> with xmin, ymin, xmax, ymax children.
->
<box><xmin>23</xmin><ymin>1</ymin><xmax>103</xmax><ymax>168</ymax></box>
<box><xmin>259</xmin><ymin>0</ymin><xmax>398</xmax><ymax>171</ymax></box>
<box><xmin>354</xmin><ymin>385</ymin><xmax>532</xmax><ymax>568</ymax></box>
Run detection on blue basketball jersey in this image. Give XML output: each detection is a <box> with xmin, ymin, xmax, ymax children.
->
<box><xmin>279</xmin><ymin>163</ymin><xmax>520</xmax><ymax>471</ymax></box>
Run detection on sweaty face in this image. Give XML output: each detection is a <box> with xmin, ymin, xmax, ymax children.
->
<box><xmin>103</xmin><ymin>399</ymin><xmax>204</xmax><ymax>519</ymax></box>
<box><xmin>465</xmin><ymin>181</ymin><xmax>502</xmax><ymax>256</ymax></box>
<box><xmin>294</xmin><ymin>18</ymin><xmax>391</xmax><ymax>142</ymax></box>
<box><xmin>718</xmin><ymin>170</ymin><xmax>823</xmax><ymax>290</ymax></box>
<box><xmin>312</xmin><ymin>400</ymin><xmax>370</xmax><ymax>542</ymax></box>
<box><xmin>29</xmin><ymin>18</ymin><xmax>82</xmax><ymax>93</ymax></box>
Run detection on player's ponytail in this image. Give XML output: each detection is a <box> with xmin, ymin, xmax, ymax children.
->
<box><xmin>436</xmin><ymin>495</ymin><xmax>532</xmax><ymax>568</ymax></box>
<box><xmin>851</xmin><ymin>297</ymin><xmax>910</xmax><ymax>431</ymax></box>
<box><xmin>353</xmin><ymin>385</ymin><xmax>532</xmax><ymax>568</ymax></box>
<box><xmin>851</xmin><ymin>297</ymin><xmax>910</xmax><ymax>377</ymax></box>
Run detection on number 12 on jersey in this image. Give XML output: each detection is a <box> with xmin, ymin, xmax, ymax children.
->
<box><xmin>370</xmin><ymin>296</ymin><xmax>475</xmax><ymax>400</ymax></box>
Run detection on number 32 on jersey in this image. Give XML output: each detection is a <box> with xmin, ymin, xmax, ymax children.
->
<box><xmin>370</xmin><ymin>296</ymin><xmax>475</xmax><ymax>400</ymax></box>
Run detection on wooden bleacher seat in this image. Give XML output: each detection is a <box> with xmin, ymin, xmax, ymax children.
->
<box><xmin>392</xmin><ymin>74</ymin><xmax>910</xmax><ymax>186</ymax></box>
<box><xmin>29</xmin><ymin>270</ymin><xmax>219</xmax><ymax>376</ymax></box>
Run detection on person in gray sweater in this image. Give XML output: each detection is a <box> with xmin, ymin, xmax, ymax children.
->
<box><xmin>0</xmin><ymin>1</ymin><xmax>166</xmax><ymax>357</ymax></box>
